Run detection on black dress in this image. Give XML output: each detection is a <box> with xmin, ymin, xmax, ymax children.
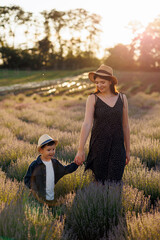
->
<box><xmin>85</xmin><ymin>93</ymin><xmax>126</xmax><ymax>183</ymax></box>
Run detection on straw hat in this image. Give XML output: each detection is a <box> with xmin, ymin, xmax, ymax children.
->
<box><xmin>88</xmin><ymin>64</ymin><xmax>117</xmax><ymax>84</ymax></box>
<box><xmin>37</xmin><ymin>134</ymin><xmax>58</xmax><ymax>150</ymax></box>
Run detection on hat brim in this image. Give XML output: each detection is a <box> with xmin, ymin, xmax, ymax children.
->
<box><xmin>38</xmin><ymin>139</ymin><xmax>58</xmax><ymax>151</ymax></box>
<box><xmin>88</xmin><ymin>72</ymin><xmax>118</xmax><ymax>84</ymax></box>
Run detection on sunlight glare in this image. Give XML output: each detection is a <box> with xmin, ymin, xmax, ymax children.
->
<box><xmin>1</xmin><ymin>0</ymin><xmax>160</xmax><ymax>57</ymax></box>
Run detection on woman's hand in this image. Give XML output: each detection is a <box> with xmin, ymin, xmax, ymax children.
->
<box><xmin>74</xmin><ymin>150</ymin><xmax>85</xmax><ymax>165</ymax></box>
<box><xmin>125</xmin><ymin>152</ymin><xmax>130</xmax><ymax>165</ymax></box>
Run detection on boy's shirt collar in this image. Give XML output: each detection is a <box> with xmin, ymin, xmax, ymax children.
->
<box><xmin>36</xmin><ymin>155</ymin><xmax>56</xmax><ymax>165</ymax></box>
<box><xmin>36</xmin><ymin>155</ymin><xmax>43</xmax><ymax>164</ymax></box>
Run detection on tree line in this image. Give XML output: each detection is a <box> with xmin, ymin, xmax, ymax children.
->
<box><xmin>0</xmin><ymin>6</ymin><xmax>160</xmax><ymax>70</ymax></box>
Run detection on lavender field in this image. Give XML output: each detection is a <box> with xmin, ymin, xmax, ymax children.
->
<box><xmin>0</xmin><ymin>80</ymin><xmax>160</xmax><ymax>239</ymax></box>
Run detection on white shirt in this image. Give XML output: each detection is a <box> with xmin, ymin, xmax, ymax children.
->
<box><xmin>42</xmin><ymin>160</ymin><xmax>55</xmax><ymax>200</ymax></box>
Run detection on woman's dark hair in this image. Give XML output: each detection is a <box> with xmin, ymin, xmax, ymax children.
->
<box><xmin>41</xmin><ymin>141</ymin><xmax>55</xmax><ymax>149</ymax></box>
<box><xmin>93</xmin><ymin>74</ymin><xmax>118</xmax><ymax>95</ymax></box>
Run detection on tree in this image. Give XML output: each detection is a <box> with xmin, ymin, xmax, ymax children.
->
<box><xmin>48</xmin><ymin>9</ymin><xmax>66</xmax><ymax>66</ymax></box>
<box><xmin>0</xmin><ymin>6</ymin><xmax>102</xmax><ymax>69</ymax></box>
<box><xmin>138</xmin><ymin>16</ymin><xmax>160</xmax><ymax>70</ymax></box>
<box><xmin>37</xmin><ymin>37</ymin><xmax>53</xmax><ymax>67</ymax></box>
<box><xmin>104</xmin><ymin>44</ymin><xmax>135</xmax><ymax>70</ymax></box>
<box><xmin>0</xmin><ymin>6</ymin><xmax>32</xmax><ymax>48</ymax></box>
<box><xmin>64</xmin><ymin>9</ymin><xmax>101</xmax><ymax>58</ymax></box>
<box><xmin>0</xmin><ymin>46</ymin><xmax>41</xmax><ymax>69</ymax></box>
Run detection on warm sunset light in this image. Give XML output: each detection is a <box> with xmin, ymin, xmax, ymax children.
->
<box><xmin>1</xmin><ymin>0</ymin><xmax>160</xmax><ymax>69</ymax></box>
<box><xmin>1</xmin><ymin>0</ymin><xmax>160</xmax><ymax>51</ymax></box>
<box><xmin>1</xmin><ymin>1</ymin><xmax>160</xmax><ymax>239</ymax></box>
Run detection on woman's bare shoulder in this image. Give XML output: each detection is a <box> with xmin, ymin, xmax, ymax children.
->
<box><xmin>88</xmin><ymin>93</ymin><xmax>96</xmax><ymax>100</ymax></box>
<box><xmin>122</xmin><ymin>93</ymin><xmax>128</xmax><ymax>102</ymax></box>
<box><xmin>86</xmin><ymin>94</ymin><xmax>96</xmax><ymax>105</ymax></box>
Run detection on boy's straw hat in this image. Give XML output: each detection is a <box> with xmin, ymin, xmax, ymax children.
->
<box><xmin>88</xmin><ymin>64</ymin><xmax>117</xmax><ymax>84</ymax></box>
<box><xmin>38</xmin><ymin>134</ymin><xmax>58</xmax><ymax>150</ymax></box>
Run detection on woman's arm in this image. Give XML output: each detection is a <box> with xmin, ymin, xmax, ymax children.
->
<box><xmin>74</xmin><ymin>94</ymin><xmax>95</xmax><ymax>165</ymax></box>
<box><xmin>122</xmin><ymin>94</ymin><xmax>130</xmax><ymax>165</ymax></box>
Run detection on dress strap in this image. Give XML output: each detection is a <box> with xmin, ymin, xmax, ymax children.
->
<box><xmin>94</xmin><ymin>93</ymin><xmax>98</xmax><ymax>103</ymax></box>
<box><xmin>119</xmin><ymin>92</ymin><xmax>124</xmax><ymax>107</ymax></box>
<box><xmin>90</xmin><ymin>92</ymin><xmax>98</xmax><ymax>103</ymax></box>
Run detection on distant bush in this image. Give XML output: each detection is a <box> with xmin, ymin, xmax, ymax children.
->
<box><xmin>7</xmin><ymin>156</ymin><xmax>33</xmax><ymax>181</ymax></box>
<box><xmin>0</xmin><ymin>169</ymin><xmax>20</xmax><ymax>205</ymax></box>
<box><xmin>122</xmin><ymin>184</ymin><xmax>150</xmax><ymax>215</ymax></box>
<box><xmin>0</xmin><ymin>140</ymin><xmax>36</xmax><ymax>171</ymax></box>
<box><xmin>108</xmin><ymin>211</ymin><xmax>160</xmax><ymax>240</ymax></box>
<box><xmin>123</xmin><ymin>157</ymin><xmax>160</xmax><ymax>203</ymax></box>
<box><xmin>131</xmin><ymin>135</ymin><xmax>160</xmax><ymax>168</ymax></box>
<box><xmin>129</xmin><ymin>92</ymin><xmax>160</xmax><ymax>109</ymax></box>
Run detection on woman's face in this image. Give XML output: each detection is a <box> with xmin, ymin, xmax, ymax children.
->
<box><xmin>95</xmin><ymin>76</ymin><xmax>111</xmax><ymax>93</ymax></box>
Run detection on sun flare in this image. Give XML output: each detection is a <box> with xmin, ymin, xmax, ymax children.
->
<box><xmin>1</xmin><ymin>0</ymin><xmax>160</xmax><ymax>57</ymax></box>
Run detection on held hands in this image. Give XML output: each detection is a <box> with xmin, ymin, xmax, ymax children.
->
<box><xmin>74</xmin><ymin>150</ymin><xmax>85</xmax><ymax>165</ymax></box>
<box><xmin>125</xmin><ymin>152</ymin><xmax>130</xmax><ymax>165</ymax></box>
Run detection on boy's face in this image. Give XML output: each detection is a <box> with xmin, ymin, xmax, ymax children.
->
<box><xmin>39</xmin><ymin>144</ymin><xmax>56</xmax><ymax>161</ymax></box>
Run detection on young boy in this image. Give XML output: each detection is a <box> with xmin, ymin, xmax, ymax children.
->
<box><xmin>24</xmin><ymin>134</ymin><xmax>78</xmax><ymax>205</ymax></box>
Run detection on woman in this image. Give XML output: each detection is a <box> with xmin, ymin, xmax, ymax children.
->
<box><xmin>74</xmin><ymin>64</ymin><xmax>130</xmax><ymax>183</ymax></box>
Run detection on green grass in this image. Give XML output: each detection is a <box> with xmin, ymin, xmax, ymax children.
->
<box><xmin>1</xmin><ymin>69</ymin><xmax>160</xmax><ymax>103</ymax></box>
<box><xmin>0</xmin><ymin>68</ymin><xmax>93</xmax><ymax>86</ymax></box>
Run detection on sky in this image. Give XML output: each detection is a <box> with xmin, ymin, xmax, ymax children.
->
<box><xmin>1</xmin><ymin>0</ymin><xmax>160</xmax><ymax>56</ymax></box>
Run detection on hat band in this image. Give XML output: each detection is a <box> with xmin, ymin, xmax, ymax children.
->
<box><xmin>96</xmin><ymin>69</ymin><xmax>112</xmax><ymax>76</ymax></box>
<box><xmin>40</xmin><ymin>139</ymin><xmax>53</xmax><ymax>146</ymax></box>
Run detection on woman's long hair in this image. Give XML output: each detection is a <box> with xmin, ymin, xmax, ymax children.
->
<box><xmin>93</xmin><ymin>74</ymin><xmax>118</xmax><ymax>95</ymax></box>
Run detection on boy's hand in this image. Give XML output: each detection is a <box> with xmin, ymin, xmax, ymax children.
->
<box><xmin>74</xmin><ymin>151</ymin><xmax>85</xmax><ymax>165</ymax></box>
